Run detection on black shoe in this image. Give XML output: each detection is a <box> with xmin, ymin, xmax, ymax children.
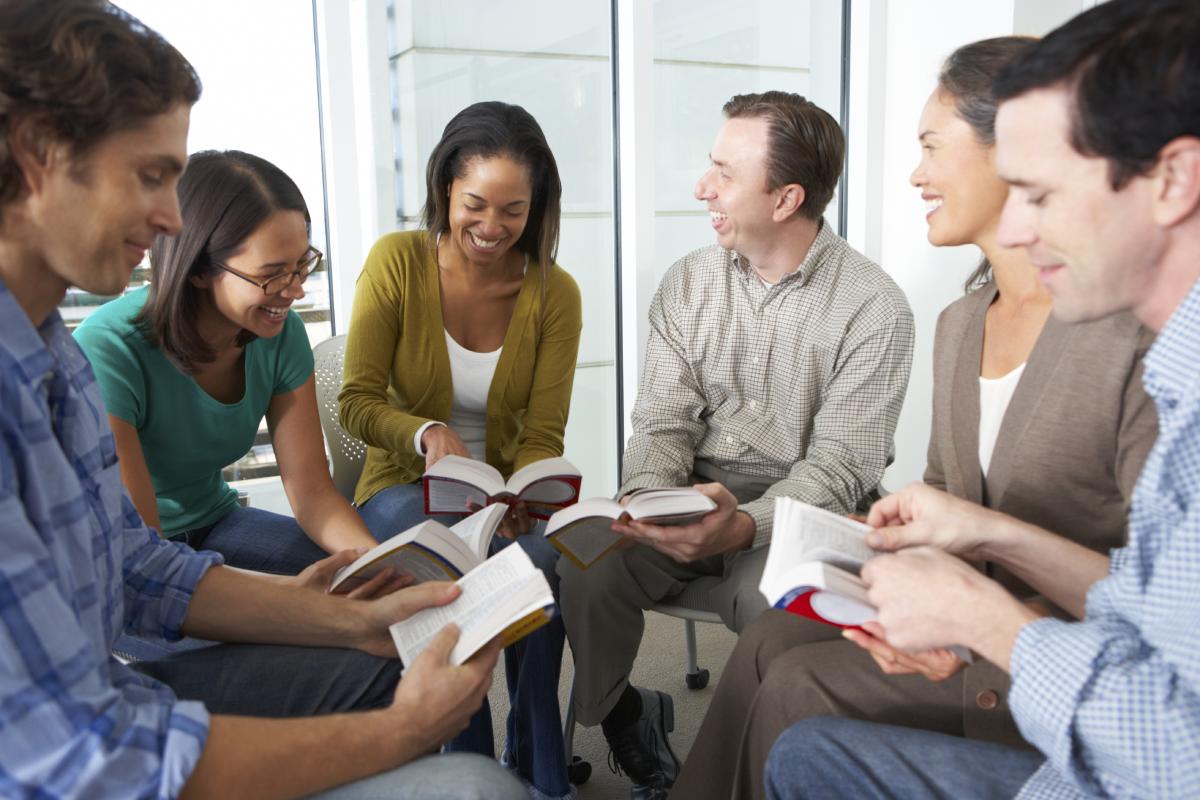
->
<box><xmin>604</xmin><ymin>687</ymin><xmax>680</xmax><ymax>799</ymax></box>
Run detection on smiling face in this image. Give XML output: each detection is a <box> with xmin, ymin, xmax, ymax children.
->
<box><xmin>995</xmin><ymin>87</ymin><xmax>1160</xmax><ymax>323</ymax></box>
<box><xmin>202</xmin><ymin>209</ymin><xmax>310</xmax><ymax>339</ymax></box>
<box><xmin>693</xmin><ymin>116</ymin><xmax>781</xmax><ymax>259</ymax></box>
<box><xmin>909</xmin><ymin>89</ymin><xmax>1009</xmax><ymax>249</ymax></box>
<box><xmin>31</xmin><ymin>104</ymin><xmax>190</xmax><ymax>299</ymax></box>
<box><xmin>446</xmin><ymin>155</ymin><xmax>532</xmax><ymax>268</ymax></box>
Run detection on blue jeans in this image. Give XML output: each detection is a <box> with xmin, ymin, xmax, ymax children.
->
<box><xmin>360</xmin><ymin>482</ymin><xmax>571</xmax><ymax>797</ymax></box>
<box><xmin>114</xmin><ymin>506</ymin><xmax>330</xmax><ymax>662</ymax></box>
<box><xmin>133</xmin><ymin>643</ymin><xmax>524</xmax><ymax>800</ymax></box>
<box><xmin>764</xmin><ymin>717</ymin><xmax>1044</xmax><ymax>800</ymax></box>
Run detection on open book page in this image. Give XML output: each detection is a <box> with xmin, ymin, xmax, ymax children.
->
<box><xmin>763</xmin><ymin>497</ymin><xmax>876</xmax><ymax>582</ymax></box>
<box><xmin>507</xmin><ymin>457</ymin><xmax>582</xmax><ymax>507</ymax></box>
<box><xmin>449</xmin><ymin>503</ymin><xmax>507</xmax><ymax>562</ymax></box>
<box><xmin>424</xmin><ymin>455</ymin><xmax>504</xmax><ymax>513</ymax></box>
<box><xmin>625</xmin><ymin>487</ymin><xmax>716</xmax><ymax>524</ymax></box>
<box><xmin>388</xmin><ymin>542</ymin><xmax>554</xmax><ymax>666</ymax></box>
<box><xmin>329</xmin><ymin>520</ymin><xmax>480</xmax><ymax>592</ymax></box>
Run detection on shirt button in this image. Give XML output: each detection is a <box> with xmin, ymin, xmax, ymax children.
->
<box><xmin>748</xmin><ymin>399</ymin><xmax>757</xmax><ymax>410</ymax></box>
<box><xmin>752</xmin><ymin>356</ymin><xmax>760</xmax><ymax>364</ymax></box>
<box><xmin>975</xmin><ymin>690</ymin><xmax>999</xmax><ymax>711</ymax></box>
<box><xmin>725</xmin><ymin>436</ymin><xmax>734</xmax><ymax>445</ymax></box>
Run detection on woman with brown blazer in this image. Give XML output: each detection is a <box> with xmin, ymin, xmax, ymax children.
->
<box><xmin>670</xmin><ymin>37</ymin><xmax>1159</xmax><ymax>800</ymax></box>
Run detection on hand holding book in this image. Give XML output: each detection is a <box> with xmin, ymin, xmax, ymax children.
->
<box><xmin>842</xmin><ymin>623</ymin><xmax>967</xmax><ymax>682</ymax></box>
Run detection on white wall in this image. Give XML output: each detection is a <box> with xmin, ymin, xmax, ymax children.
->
<box><xmin>850</xmin><ymin>0</ymin><xmax>1091</xmax><ymax>490</ymax></box>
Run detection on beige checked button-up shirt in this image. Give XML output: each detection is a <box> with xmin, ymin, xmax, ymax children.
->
<box><xmin>621</xmin><ymin>222</ymin><xmax>915</xmax><ymax>548</ymax></box>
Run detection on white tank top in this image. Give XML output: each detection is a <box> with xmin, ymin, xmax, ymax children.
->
<box><xmin>978</xmin><ymin>363</ymin><xmax>1026</xmax><ymax>476</ymax></box>
<box><xmin>444</xmin><ymin>330</ymin><xmax>502</xmax><ymax>462</ymax></box>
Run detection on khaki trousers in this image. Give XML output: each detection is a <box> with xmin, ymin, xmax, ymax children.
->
<box><xmin>557</xmin><ymin>462</ymin><xmax>820</xmax><ymax>726</ymax></box>
<box><xmin>670</xmin><ymin>610</ymin><xmax>1029</xmax><ymax>800</ymax></box>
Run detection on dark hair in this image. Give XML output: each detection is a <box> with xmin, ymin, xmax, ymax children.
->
<box><xmin>422</xmin><ymin>101</ymin><xmax>562</xmax><ymax>284</ymax></box>
<box><xmin>722</xmin><ymin>91</ymin><xmax>844</xmax><ymax>221</ymax></box>
<box><xmin>938</xmin><ymin>37</ymin><xmax>1037</xmax><ymax>292</ymax></box>
<box><xmin>0</xmin><ymin>0</ymin><xmax>200</xmax><ymax>216</ymax></box>
<box><xmin>994</xmin><ymin>0</ymin><xmax>1200</xmax><ymax>190</ymax></box>
<box><xmin>137</xmin><ymin>150</ymin><xmax>311</xmax><ymax>372</ymax></box>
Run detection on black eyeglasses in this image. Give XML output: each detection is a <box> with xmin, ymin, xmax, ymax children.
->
<box><xmin>214</xmin><ymin>246</ymin><xmax>323</xmax><ymax>295</ymax></box>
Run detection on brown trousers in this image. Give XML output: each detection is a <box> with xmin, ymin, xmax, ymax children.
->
<box><xmin>670</xmin><ymin>610</ymin><xmax>1028</xmax><ymax>800</ymax></box>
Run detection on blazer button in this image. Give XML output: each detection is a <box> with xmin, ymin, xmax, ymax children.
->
<box><xmin>975</xmin><ymin>690</ymin><xmax>1000</xmax><ymax>710</ymax></box>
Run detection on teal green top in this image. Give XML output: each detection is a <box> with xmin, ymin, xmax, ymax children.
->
<box><xmin>74</xmin><ymin>287</ymin><xmax>314</xmax><ymax>534</ymax></box>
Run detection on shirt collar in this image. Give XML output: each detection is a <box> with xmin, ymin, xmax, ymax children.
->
<box><xmin>0</xmin><ymin>276</ymin><xmax>66</xmax><ymax>386</ymax></box>
<box><xmin>733</xmin><ymin>218</ymin><xmax>833</xmax><ymax>287</ymax></box>
<box><xmin>1142</xmin><ymin>276</ymin><xmax>1200</xmax><ymax>406</ymax></box>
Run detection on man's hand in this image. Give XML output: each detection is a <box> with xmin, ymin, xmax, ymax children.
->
<box><xmin>865</xmin><ymin>483</ymin><xmax>1005</xmax><ymax>559</ymax></box>
<box><xmin>291</xmin><ymin>550</ymin><xmax>412</xmax><ymax>599</ymax></box>
<box><xmin>386</xmin><ymin>625</ymin><xmax>501</xmax><ymax>754</ymax></box>
<box><xmin>614</xmin><ymin>482</ymin><xmax>754</xmax><ymax>562</ymax></box>
<box><xmin>421</xmin><ymin>425</ymin><xmax>472</xmax><ymax>470</ymax></box>
<box><xmin>842</xmin><ymin>622</ymin><xmax>966</xmax><ymax>682</ymax></box>
<box><xmin>352</xmin><ymin>581</ymin><xmax>464</xmax><ymax>658</ymax></box>
<box><xmin>861</xmin><ymin>547</ymin><xmax>1040</xmax><ymax>670</ymax></box>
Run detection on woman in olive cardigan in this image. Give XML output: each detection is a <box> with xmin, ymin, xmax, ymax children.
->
<box><xmin>339</xmin><ymin>102</ymin><xmax>582</xmax><ymax>800</ymax></box>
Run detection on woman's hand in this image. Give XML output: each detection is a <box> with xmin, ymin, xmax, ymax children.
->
<box><xmin>421</xmin><ymin>425</ymin><xmax>472</xmax><ymax>470</ymax></box>
<box><xmin>842</xmin><ymin>622</ymin><xmax>967</xmax><ymax>682</ymax></box>
<box><xmin>291</xmin><ymin>549</ymin><xmax>412</xmax><ymax>599</ymax></box>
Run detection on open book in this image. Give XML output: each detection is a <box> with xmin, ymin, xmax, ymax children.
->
<box><xmin>544</xmin><ymin>487</ymin><xmax>717</xmax><ymax>569</ymax></box>
<box><xmin>388</xmin><ymin>540</ymin><xmax>555</xmax><ymax>666</ymax></box>
<box><xmin>759</xmin><ymin>497</ymin><xmax>878</xmax><ymax>627</ymax></box>
<box><xmin>423</xmin><ymin>455</ymin><xmax>582</xmax><ymax>519</ymax></box>
<box><xmin>329</xmin><ymin>504</ymin><xmax>507</xmax><ymax>593</ymax></box>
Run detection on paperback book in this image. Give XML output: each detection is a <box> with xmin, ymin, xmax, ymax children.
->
<box><xmin>423</xmin><ymin>455</ymin><xmax>581</xmax><ymax>519</ymax></box>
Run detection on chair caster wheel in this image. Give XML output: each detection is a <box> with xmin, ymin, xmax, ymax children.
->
<box><xmin>568</xmin><ymin>755</ymin><xmax>592</xmax><ymax>785</ymax></box>
<box><xmin>686</xmin><ymin>668</ymin><xmax>710</xmax><ymax>690</ymax></box>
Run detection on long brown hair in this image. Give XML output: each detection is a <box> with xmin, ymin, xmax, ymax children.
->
<box><xmin>137</xmin><ymin>150</ymin><xmax>310</xmax><ymax>373</ymax></box>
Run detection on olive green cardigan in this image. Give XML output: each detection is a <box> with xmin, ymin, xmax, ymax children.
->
<box><xmin>339</xmin><ymin>230</ymin><xmax>583</xmax><ymax>507</ymax></box>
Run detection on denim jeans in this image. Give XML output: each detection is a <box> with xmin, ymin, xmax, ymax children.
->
<box><xmin>764</xmin><ymin>717</ymin><xmax>1044</xmax><ymax>800</ymax></box>
<box><xmin>132</xmin><ymin>642</ymin><xmax>524</xmax><ymax>799</ymax></box>
<box><xmin>360</xmin><ymin>482</ymin><xmax>571</xmax><ymax>798</ymax></box>
<box><xmin>114</xmin><ymin>506</ymin><xmax>331</xmax><ymax>662</ymax></box>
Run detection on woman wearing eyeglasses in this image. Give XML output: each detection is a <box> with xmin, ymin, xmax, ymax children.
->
<box><xmin>75</xmin><ymin>150</ymin><xmax>378</xmax><ymax>582</ymax></box>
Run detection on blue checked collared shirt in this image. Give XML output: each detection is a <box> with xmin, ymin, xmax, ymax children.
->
<box><xmin>0</xmin><ymin>279</ymin><xmax>222</xmax><ymax>799</ymax></box>
<box><xmin>1009</xmin><ymin>278</ymin><xmax>1200</xmax><ymax>799</ymax></box>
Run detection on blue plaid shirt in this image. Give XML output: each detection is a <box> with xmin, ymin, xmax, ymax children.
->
<box><xmin>0</xmin><ymin>279</ymin><xmax>222</xmax><ymax>799</ymax></box>
<box><xmin>1010</xmin><ymin>278</ymin><xmax>1200</xmax><ymax>799</ymax></box>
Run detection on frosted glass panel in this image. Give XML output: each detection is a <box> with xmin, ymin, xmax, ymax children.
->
<box><xmin>654</xmin><ymin>0</ymin><xmax>813</xmax><ymax>67</ymax></box>
<box><xmin>394</xmin><ymin>0</ymin><xmax>609</xmax><ymax>57</ymax></box>
<box><xmin>564</xmin><ymin>365</ymin><xmax>619</xmax><ymax>498</ymax></box>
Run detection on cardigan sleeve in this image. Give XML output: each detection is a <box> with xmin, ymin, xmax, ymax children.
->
<box><xmin>513</xmin><ymin>265</ymin><xmax>582</xmax><ymax>471</ymax></box>
<box><xmin>338</xmin><ymin>236</ymin><xmax>437</xmax><ymax>456</ymax></box>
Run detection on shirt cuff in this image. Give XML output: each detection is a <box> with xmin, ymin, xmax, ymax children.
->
<box><xmin>413</xmin><ymin>421</ymin><xmax>446</xmax><ymax>456</ymax></box>
<box><xmin>740</xmin><ymin>497</ymin><xmax>773</xmax><ymax>549</ymax></box>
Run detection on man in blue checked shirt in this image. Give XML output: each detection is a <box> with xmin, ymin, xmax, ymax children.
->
<box><xmin>0</xmin><ymin>3</ymin><xmax>524</xmax><ymax>799</ymax></box>
<box><xmin>763</xmin><ymin>2</ymin><xmax>1200</xmax><ymax>798</ymax></box>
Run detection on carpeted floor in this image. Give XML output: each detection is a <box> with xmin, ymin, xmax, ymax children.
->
<box><xmin>487</xmin><ymin>611</ymin><xmax>739</xmax><ymax>799</ymax></box>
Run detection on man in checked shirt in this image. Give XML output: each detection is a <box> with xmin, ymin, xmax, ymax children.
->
<box><xmin>764</xmin><ymin>2</ymin><xmax>1200</xmax><ymax>798</ymax></box>
<box><xmin>558</xmin><ymin>91</ymin><xmax>915</xmax><ymax>798</ymax></box>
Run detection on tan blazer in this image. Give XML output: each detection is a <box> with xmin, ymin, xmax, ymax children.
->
<box><xmin>926</xmin><ymin>282</ymin><xmax>1159</xmax><ymax>743</ymax></box>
